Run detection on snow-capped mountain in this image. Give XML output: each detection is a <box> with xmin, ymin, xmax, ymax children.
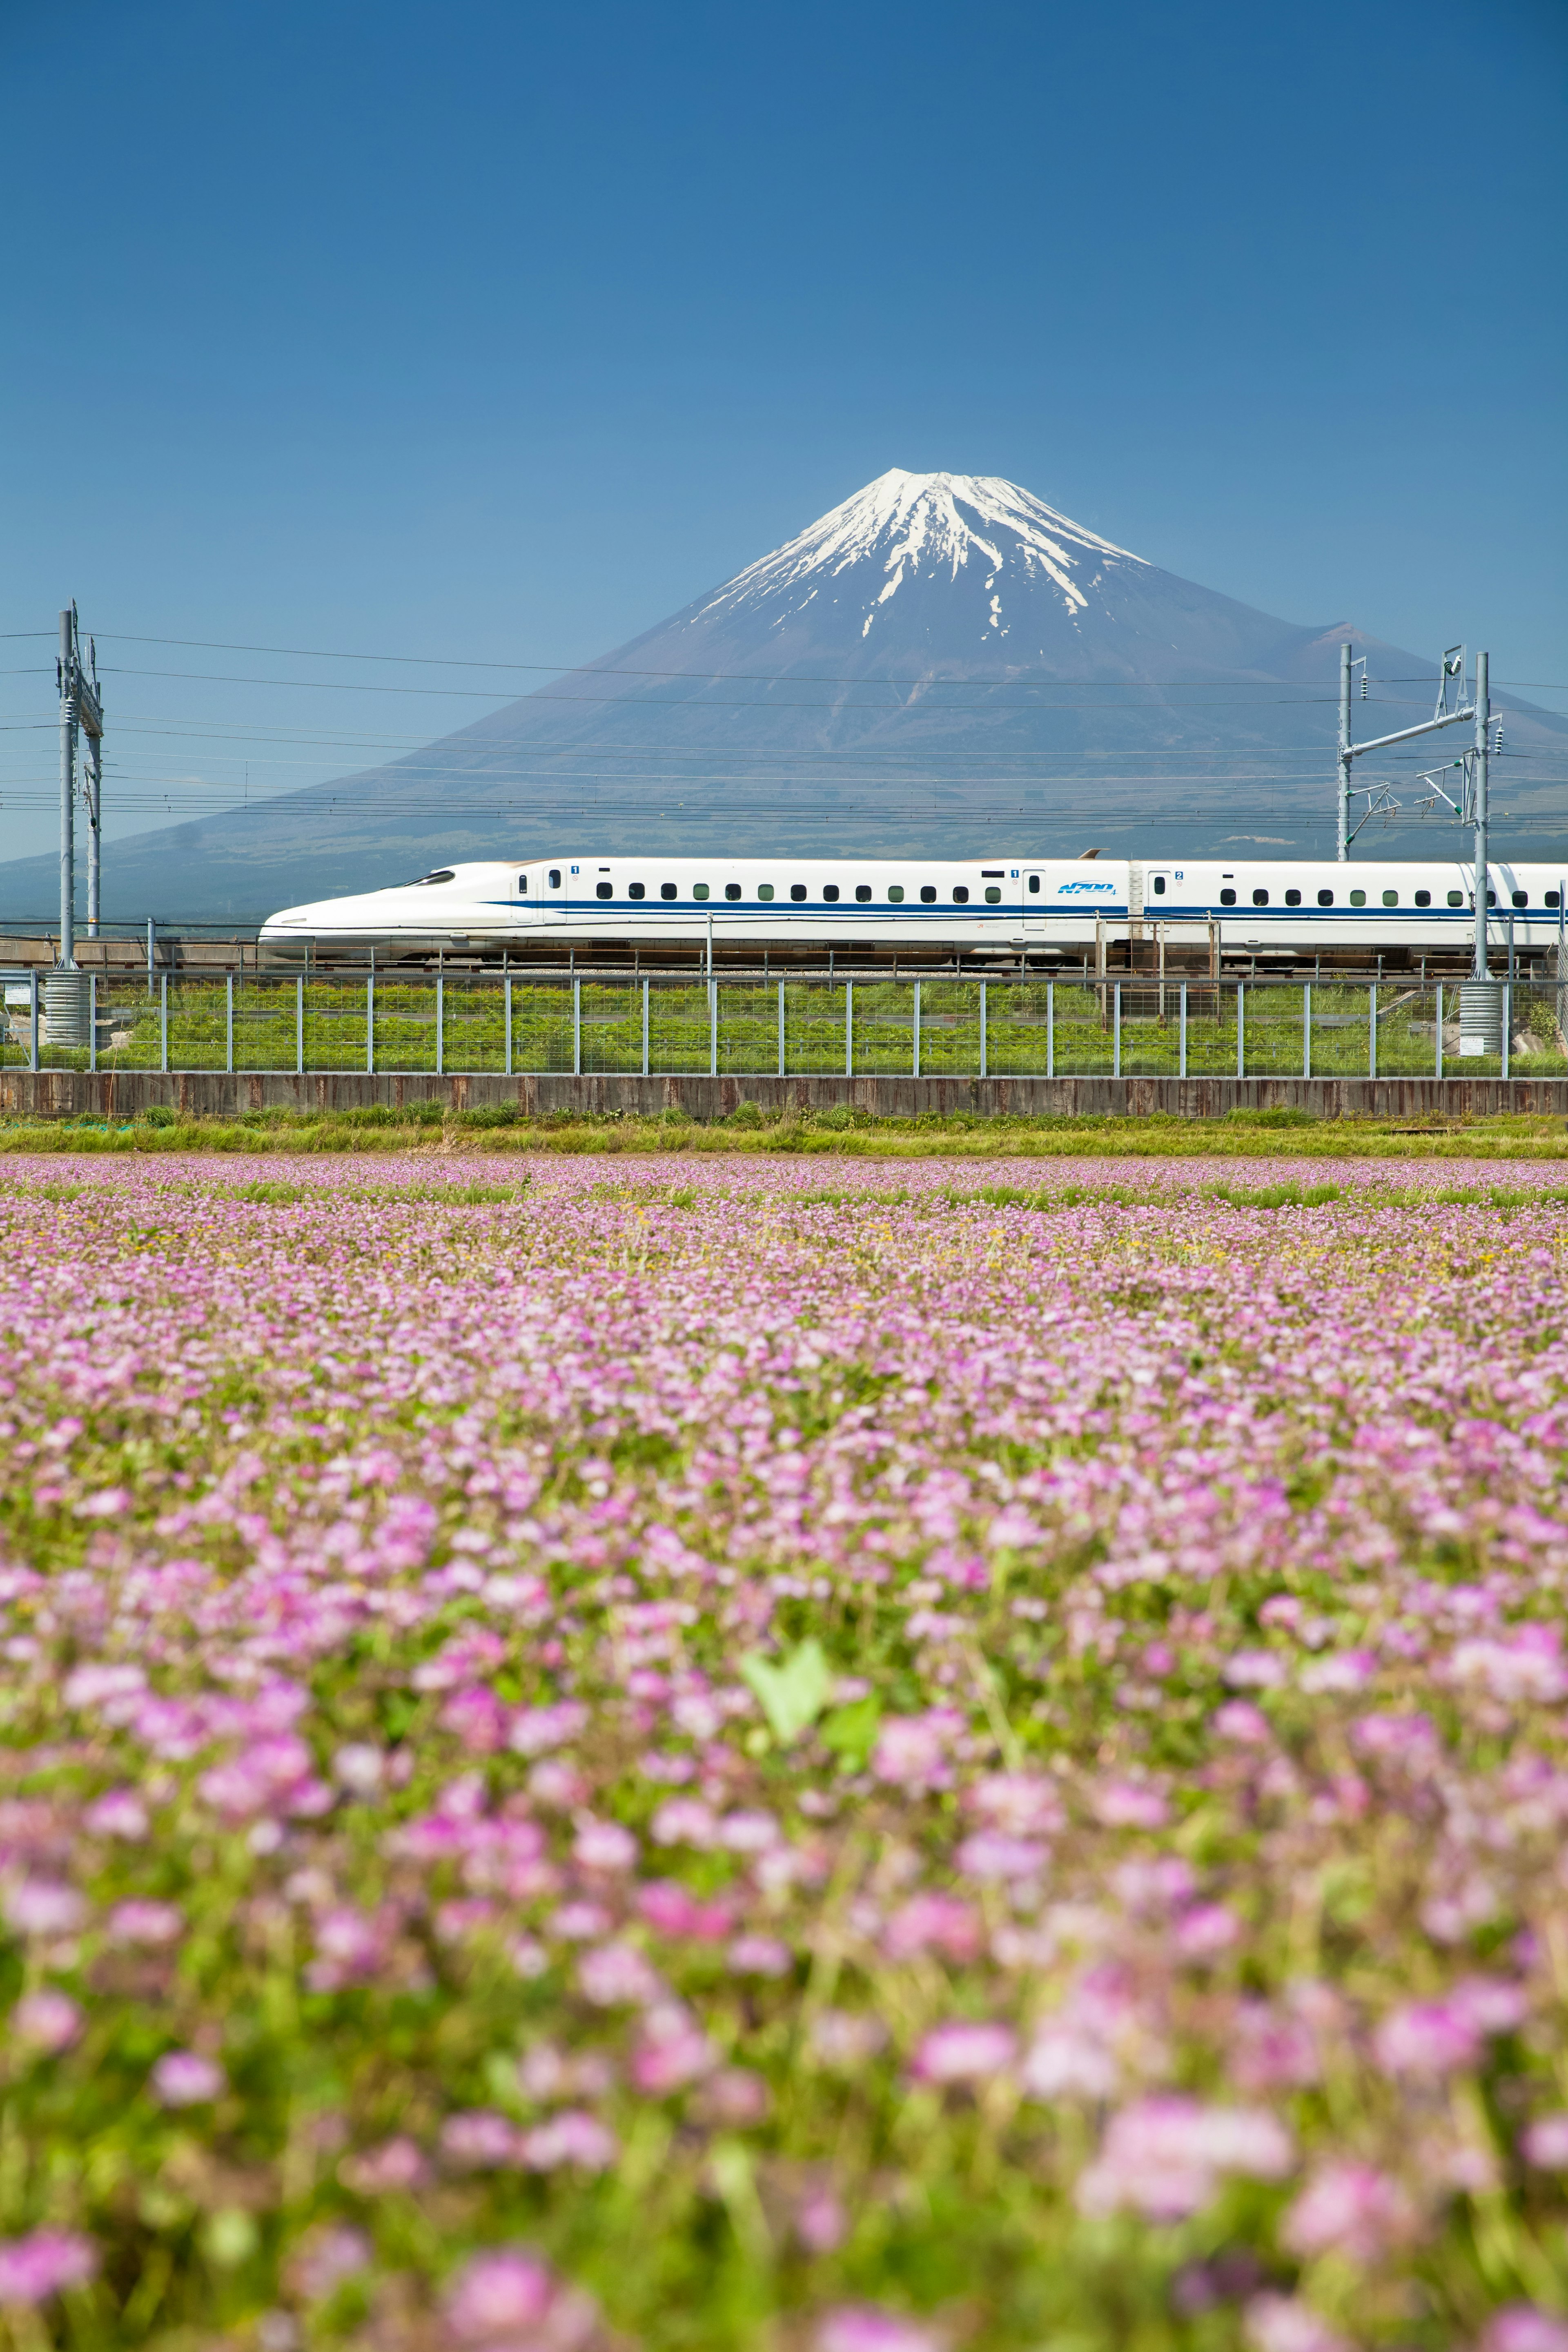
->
<box><xmin>2</xmin><ymin>468</ymin><xmax>1562</xmax><ymax>916</ymax></box>
<box><xmin>695</xmin><ymin>469</ymin><xmax>1148</xmax><ymax>649</ymax></box>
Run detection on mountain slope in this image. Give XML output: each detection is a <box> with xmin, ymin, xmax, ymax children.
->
<box><xmin>4</xmin><ymin>470</ymin><xmax>1563</xmax><ymax>919</ymax></box>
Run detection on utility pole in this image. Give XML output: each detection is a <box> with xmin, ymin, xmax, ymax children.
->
<box><xmin>1336</xmin><ymin>642</ymin><xmax>1352</xmax><ymax>861</ymax></box>
<box><xmin>58</xmin><ymin>611</ymin><xmax>76</xmax><ymax>971</ymax></box>
<box><xmin>51</xmin><ymin>606</ymin><xmax>103</xmax><ymax>1046</ymax></box>
<box><xmin>1471</xmin><ymin>651</ymin><xmax>1490</xmax><ymax>981</ymax></box>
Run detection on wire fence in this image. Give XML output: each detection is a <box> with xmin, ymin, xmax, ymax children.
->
<box><xmin>4</xmin><ymin>973</ymin><xmax>1567</xmax><ymax>1081</ymax></box>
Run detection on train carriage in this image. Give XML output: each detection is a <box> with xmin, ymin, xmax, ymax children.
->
<box><xmin>260</xmin><ymin>854</ymin><xmax>1566</xmax><ymax>966</ymax></box>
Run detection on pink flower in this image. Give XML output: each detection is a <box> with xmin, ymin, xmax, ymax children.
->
<box><xmin>1523</xmin><ymin>2115</ymin><xmax>1568</xmax><ymax>2169</ymax></box>
<box><xmin>519</xmin><ymin>2110</ymin><xmax>619</xmax><ymax>2171</ymax></box>
<box><xmin>635</xmin><ymin>1880</ymin><xmax>735</xmax><ymax>1942</ymax></box>
<box><xmin>808</xmin><ymin>2010</ymin><xmax>888</xmax><ymax>2069</ymax></box>
<box><xmin>649</xmin><ymin>1797</ymin><xmax>718</xmax><ymax>1848</ymax></box>
<box><xmin>4</xmin><ymin>1882</ymin><xmax>85</xmax><ymax>1937</ymax></box>
<box><xmin>83</xmin><ymin>1789</ymin><xmax>149</xmax><ymax>1839</ymax></box>
<box><xmin>307</xmin><ymin>1906</ymin><xmax>391</xmax><ymax>1991</ymax></box>
<box><xmin>439</xmin><ymin>2111</ymin><xmax>521</xmax><ymax>2169</ymax></box>
<box><xmin>1298</xmin><ymin>1650</ymin><xmax>1376</xmax><ymax>1694</ymax></box>
<box><xmin>1374</xmin><ymin>1999</ymin><xmax>1482</xmax><ymax>2078</ymax></box>
<box><xmin>1223</xmin><ymin>1650</ymin><xmax>1286</xmax><ymax>1690</ymax></box>
<box><xmin>814</xmin><ymin>2307</ymin><xmax>944</xmax><ymax>2352</ymax></box>
<box><xmin>717</xmin><ymin>1809</ymin><xmax>780</xmax><ymax>1854</ymax></box>
<box><xmin>1092</xmin><ymin>1780</ymin><xmax>1169</xmax><ymax>1830</ymax></box>
<box><xmin>694</xmin><ymin>2067</ymin><xmax>772</xmax><ymax>2127</ymax></box>
<box><xmin>1448</xmin><ymin>1976</ymin><xmax>1527</xmax><ymax>2035</ymax></box>
<box><xmin>11</xmin><ymin>1991</ymin><xmax>82</xmax><ymax>2053</ymax></box>
<box><xmin>1175</xmin><ymin>1903</ymin><xmax>1242</xmax><ymax>1959</ymax></box>
<box><xmin>1078</xmin><ymin>2097</ymin><xmax>1292</xmax><ymax>2220</ymax></box>
<box><xmin>953</xmin><ymin>1833</ymin><xmax>1047</xmax><ymax>1884</ymax></box>
<box><xmin>440</xmin><ymin>1685</ymin><xmax>510</xmax><ymax>1753</ymax></box>
<box><xmin>726</xmin><ymin>1933</ymin><xmax>793</xmax><ymax>1978</ymax></box>
<box><xmin>1214</xmin><ymin>1701</ymin><xmax>1272</xmax><ymax>1743</ymax></box>
<box><xmin>287</xmin><ymin>2224</ymin><xmax>372</xmax><ymax>2301</ymax></box>
<box><xmin>630</xmin><ymin>2004</ymin><xmax>717</xmax><ymax>2093</ymax></box>
<box><xmin>884</xmin><ymin>1893</ymin><xmax>982</xmax><ymax>1964</ymax></box>
<box><xmin>1480</xmin><ymin>2312</ymin><xmax>1568</xmax><ymax>2352</ymax></box>
<box><xmin>1021</xmin><ymin>2023</ymin><xmax>1119</xmax><ymax>2100</ymax></box>
<box><xmin>151</xmin><ymin>2051</ymin><xmax>225</xmax><ymax>2106</ymax></box>
<box><xmin>796</xmin><ymin>2183</ymin><xmax>846</xmax><ymax>2252</ymax></box>
<box><xmin>966</xmin><ymin>1772</ymin><xmax>1063</xmax><ymax>1835</ymax></box>
<box><xmin>443</xmin><ymin>2248</ymin><xmax>555</xmax><ymax>2340</ymax></box>
<box><xmin>572</xmin><ymin>1818</ymin><xmax>639</xmax><ymax>1873</ymax></box>
<box><xmin>105</xmin><ymin>1899</ymin><xmax>184</xmax><ymax>1948</ymax></box>
<box><xmin>1282</xmin><ymin>2163</ymin><xmax>1416</xmax><ymax>2265</ymax></box>
<box><xmin>576</xmin><ymin>1940</ymin><xmax>663</xmax><ymax>2007</ymax></box>
<box><xmin>0</xmin><ymin>2231</ymin><xmax>98</xmax><ymax>2305</ymax></box>
<box><xmin>508</xmin><ymin>1701</ymin><xmax>588</xmax><ymax>1757</ymax></box>
<box><xmin>339</xmin><ymin>2137</ymin><xmax>431</xmax><ymax>2194</ymax></box>
<box><xmin>910</xmin><ymin>2022</ymin><xmax>1016</xmax><ymax>2085</ymax></box>
<box><xmin>1243</xmin><ymin>2294</ymin><xmax>1350</xmax><ymax>2352</ymax></box>
<box><xmin>871</xmin><ymin>1710</ymin><xmax>964</xmax><ymax>1795</ymax></box>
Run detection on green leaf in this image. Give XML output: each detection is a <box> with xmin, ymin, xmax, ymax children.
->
<box><xmin>739</xmin><ymin>1638</ymin><xmax>831</xmax><ymax>1743</ymax></box>
<box><xmin>819</xmin><ymin>1692</ymin><xmax>881</xmax><ymax>1770</ymax></box>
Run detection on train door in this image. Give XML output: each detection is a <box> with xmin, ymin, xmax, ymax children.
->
<box><xmin>541</xmin><ymin>865</ymin><xmax>566</xmax><ymax>923</ymax></box>
<box><xmin>1022</xmin><ymin>872</ymin><xmax>1045</xmax><ymax>932</ymax></box>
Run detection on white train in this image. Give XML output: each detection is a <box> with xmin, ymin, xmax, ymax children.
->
<box><xmin>259</xmin><ymin>854</ymin><xmax>1567</xmax><ymax>963</ymax></box>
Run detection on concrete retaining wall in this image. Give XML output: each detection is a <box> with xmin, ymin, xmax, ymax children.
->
<box><xmin>4</xmin><ymin>1072</ymin><xmax>1568</xmax><ymax>1121</ymax></box>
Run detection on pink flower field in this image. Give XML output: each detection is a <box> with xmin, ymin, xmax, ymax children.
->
<box><xmin>3</xmin><ymin>1154</ymin><xmax>1568</xmax><ymax>2352</ymax></box>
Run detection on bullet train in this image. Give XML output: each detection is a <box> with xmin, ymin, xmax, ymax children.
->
<box><xmin>259</xmin><ymin>854</ymin><xmax>1568</xmax><ymax>964</ymax></box>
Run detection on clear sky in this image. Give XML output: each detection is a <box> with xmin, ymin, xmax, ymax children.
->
<box><xmin>2</xmin><ymin>0</ymin><xmax>1564</xmax><ymax>863</ymax></box>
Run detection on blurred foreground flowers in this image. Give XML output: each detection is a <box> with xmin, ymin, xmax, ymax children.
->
<box><xmin>0</xmin><ymin>1154</ymin><xmax>1567</xmax><ymax>2349</ymax></box>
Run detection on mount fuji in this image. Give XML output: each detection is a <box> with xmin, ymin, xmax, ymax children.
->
<box><xmin>5</xmin><ymin>469</ymin><xmax>1564</xmax><ymax>918</ymax></box>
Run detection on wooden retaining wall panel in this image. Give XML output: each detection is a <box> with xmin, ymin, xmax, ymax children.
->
<box><xmin>5</xmin><ymin>1072</ymin><xmax>1568</xmax><ymax>1121</ymax></box>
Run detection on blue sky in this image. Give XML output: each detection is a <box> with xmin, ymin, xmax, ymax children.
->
<box><xmin>1</xmin><ymin>0</ymin><xmax>1564</xmax><ymax>862</ymax></box>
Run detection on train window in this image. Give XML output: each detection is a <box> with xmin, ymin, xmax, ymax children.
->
<box><xmin>1550</xmin><ymin>892</ymin><xmax>1562</xmax><ymax>910</ymax></box>
<box><xmin>1252</xmin><ymin>888</ymin><xmax>1269</xmax><ymax>907</ymax></box>
<box><xmin>1382</xmin><ymin>890</ymin><xmax>1399</xmax><ymax>907</ymax></box>
<box><xmin>1317</xmin><ymin>889</ymin><xmax>1334</xmax><ymax>906</ymax></box>
<box><xmin>984</xmin><ymin>886</ymin><xmax>1002</xmax><ymax>904</ymax></box>
<box><xmin>1285</xmin><ymin>889</ymin><xmax>1301</xmax><ymax>906</ymax></box>
<box><xmin>628</xmin><ymin>883</ymin><xmax>646</xmax><ymax>901</ymax></box>
<box><xmin>790</xmin><ymin>884</ymin><xmax>807</xmax><ymax>902</ymax></box>
<box><xmin>920</xmin><ymin>885</ymin><xmax>936</xmax><ymax>903</ymax></box>
<box><xmin>1350</xmin><ymin>890</ymin><xmax>1366</xmax><ymax>907</ymax></box>
<box><xmin>724</xmin><ymin>883</ymin><xmax>742</xmax><ymax>901</ymax></box>
<box><xmin>1029</xmin><ymin>874</ymin><xmax>1043</xmax><ymax>894</ymax></box>
<box><xmin>1513</xmin><ymin>890</ymin><xmax>1529</xmax><ymax>908</ymax></box>
<box><xmin>1220</xmin><ymin>888</ymin><xmax>1237</xmax><ymax>905</ymax></box>
<box><xmin>1447</xmin><ymin>890</ymin><xmax>1463</xmax><ymax>907</ymax></box>
<box><xmin>1414</xmin><ymin>890</ymin><xmax>1430</xmax><ymax>907</ymax></box>
<box><xmin>693</xmin><ymin>884</ymin><xmax>710</xmax><ymax>901</ymax></box>
<box><xmin>757</xmin><ymin>884</ymin><xmax>775</xmax><ymax>901</ymax></box>
<box><xmin>823</xmin><ymin>885</ymin><xmax>840</xmax><ymax>902</ymax></box>
<box><xmin>660</xmin><ymin>883</ymin><xmax>677</xmax><ymax>901</ymax></box>
<box><xmin>595</xmin><ymin>882</ymin><xmax>613</xmax><ymax>899</ymax></box>
<box><xmin>548</xmin><ymin>869</ymin><xmax>561</xmax><ymax>887</ymax></box>
<box><xmin>953</xmin><ymin>886</ymin><xmax>969</xmax><ymax>904</ymax></box>
<box><xmin>518</xmin><ymin>875</ymin><xmax>528</xmax><ymax>893</ymax></box>
<box><xmin>1487</xmin><ymin>890</ymin><xmax>1497</xmax><ymax>907</ymax></box>
<box><xmin>855</xmin><ymin>885</ymin><xmax>872</xmax><ymax>903</ymax></box>
<box><xmin>888</xmin><ymin>885</ymin><xmax>905</xmax><ymax>903</ymax></box>
<box><xmin>1152</xmin><ymin>875</ymin><xmax>1166</xmax><ymax>895</ymax></box>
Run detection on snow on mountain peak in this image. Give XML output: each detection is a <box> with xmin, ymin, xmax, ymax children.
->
<box><xmin>695</xmin><ymin>468</ymin><xmax>1149</xmax><ymax>642</ymax></box>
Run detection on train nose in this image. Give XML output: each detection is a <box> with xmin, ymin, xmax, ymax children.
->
<box><xmin>258</xmin><ymin>904</ymin><xmax>319</xmax><ymax>943</ymax></box>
